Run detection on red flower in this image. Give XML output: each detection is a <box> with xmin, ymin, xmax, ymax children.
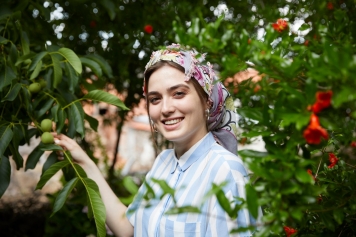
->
<box><xmin>351</xmin><ymin>141</ymin><xmax>356</xmax><ymax>147</ymax></box>
<box><xmin>272</xmin><ymin>19</ymin><xmax>288</xmax><ymax>32</ymax></box>
<box><xmin>311</xmin><ymin>90</ymin><xmax>333</xmax><ymax>113</ymax></box>
<box><xmin>284</xmin><ymin>226</ymin><xmax>297</xmax><ymax>237</ymax></box>
<box><xmin>303</xmin><ymin>113</ymin><xmax>329</xmax><ymax>144</ymax></box>
<box><xmin>90</xmin><ymin>20</ymin><xmax>97</xmax><ymax>28</ymax></box>
<box><xmin>144</xmin><ymin>24</ymin><xmax>153</xmax><ymax>34</ymax></box>
<box><xmin>307</xmin><ymin>169</ymin><xmax>316</xmax><ymax>181</ymax></box>
<box><xmin>328</xmin><ymin>153</ymin><xmax>339</xmax><ymax>168</ymax></box>
<box><xmin>327</xmin><ymin>2</ymin><xmax>334</xmax><ymax>10</ymax></box>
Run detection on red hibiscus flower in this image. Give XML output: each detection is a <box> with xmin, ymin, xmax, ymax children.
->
<box><xmin>144</xmin><ymin>24</ymin><xmax>153</xmax><ymax>34</ymax></box>
<box><xmin>303</xmin><ymin>113</ymin><xmax>329</xmax><ymax>144</ymax></box>
<box><xmin>328</xmin><ymin>153</ymin><xmax>339</xmax><ymax>168</ymax></box>
<box><xmin>312</xmin><ymin>90</ymin><xmax>333</xmax><ymax>113</ymax></box>
<box><xmin>351</xmin><ymin>141</ymin><xmax>356</xmax><ymax>147</ymax></box>
<box><xmin>272</xmin><ymin>19</ymin><xmax>288</xmax><ymax>32</ymax></box>
<box><xmin>284</xmin><ymin>226</ymin><xmax>297</xmax><ymax>237</ymax></box>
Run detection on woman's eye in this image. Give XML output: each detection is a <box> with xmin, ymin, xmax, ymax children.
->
<box><xmin>149</xmin><ymin>97</ymin><xmax>160</xmax><ymax>103</ymax></box>
<box><xmin>174</xmin><ymin>91</ymin><xmax>185</xmax><ymax>97</ymax></box>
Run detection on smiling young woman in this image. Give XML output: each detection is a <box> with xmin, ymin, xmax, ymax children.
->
<box><xmin>53</xmin><ymin>44</ymin><xmax>259</xmax><ymax>237</ymax></box>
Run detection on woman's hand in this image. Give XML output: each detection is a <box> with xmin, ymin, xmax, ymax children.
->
<box><xmin>53</xmin><ymin>133</ymin><xmax>93</xmax><ymax>167</ymax></box>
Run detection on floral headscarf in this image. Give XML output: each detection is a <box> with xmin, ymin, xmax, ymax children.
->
<box><xmin>144</xmin><ymin>43</ymin><xmax>239</xmax><ymax>154</ymax></box>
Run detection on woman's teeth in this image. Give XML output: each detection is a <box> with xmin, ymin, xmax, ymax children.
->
<box><xmin>164</xmin><ymin>119</ymin><xmax>182</xmax><ymax>125</ymax></box>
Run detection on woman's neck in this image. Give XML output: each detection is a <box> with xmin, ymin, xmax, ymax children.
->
<box><xmin>173</xmin><ymin>132</ymin><xmax>209</xmax><ymax>159</ymax></box>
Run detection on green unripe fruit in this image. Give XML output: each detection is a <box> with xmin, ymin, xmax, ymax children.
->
<box><xmin>39</xmin><ymin>79</ymin><xmax>47</xmax><ymax>89</ymax></box>
<box><xmin>41</xmin><ymin>119</ymin><xmax>52</xmax><ymax>132</ymax></box>
<box><xmin>41</xmin><ymin>132</ymin><xmax>54</xmax><ymax>144</ymax></box>
<box><xmin>28</xmin><ymin>83</ymin><xmax>41</xmax><ymax>94</ymax></box>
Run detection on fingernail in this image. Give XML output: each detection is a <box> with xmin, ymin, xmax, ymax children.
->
<box><xmin>54</xmin><ymin>139</ymin><xmax>60</xmax><ymax>144</ymax></box>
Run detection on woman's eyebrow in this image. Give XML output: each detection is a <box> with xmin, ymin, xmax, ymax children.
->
<box><xmin>147</xmin><ymin>84</ymin><xmax>190</xmax><ymax>96</ymax></box>
<box><xmin>167</xmin><ymin>84</ymin><xmax>190</xmax><ymax>92</ymax></box>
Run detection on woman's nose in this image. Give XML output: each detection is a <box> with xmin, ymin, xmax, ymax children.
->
<box><xmin>161</xmin><ymin>98</ymin><xmax>175</xmax><ymax>115</ymax></box>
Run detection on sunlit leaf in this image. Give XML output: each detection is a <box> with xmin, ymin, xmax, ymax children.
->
<box><xmin>83</xmin><ymin>90</ymin><xmax>129</xmax><ymax>110</ymax></box>
<box><xmin>58</xmin><ymin>48</ymin><xmax>82</xmax><ymax>74</ymax></box>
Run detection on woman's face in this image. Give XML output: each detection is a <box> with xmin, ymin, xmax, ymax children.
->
<box><xmin>147</xmin><ymin>65</ymin><xmax>208</xmax><ymax>148</ymax></box>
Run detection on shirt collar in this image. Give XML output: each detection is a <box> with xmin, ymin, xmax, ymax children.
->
<box><xmin>170</xmin><ymin>132</ymin><xmax>216</xmax><ymax>174</ymax></box>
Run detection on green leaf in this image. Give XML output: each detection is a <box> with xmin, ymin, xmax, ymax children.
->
<box><xmin>236</xmin><ymin>108</ymin><xmax>263</xmax><ymax>122</ymax></box>
<box><xmin>165</xmin><ymin>206</ymin><xmax>201</xmax><ymax>215</ymax></box>
<box><xmin>0</xmin><ymin>65</ymin><xmax>17</xmax><ymax>92</ymax></box>
<box><xmin>20</xmin><ymin>30</ymin><xmax>30</xmax><ymax>55</ymax></box>
<box><xmin>0</xmin><ymin>155</ymin><xmax>11</xmax><ymax>198</ymax></box>
<box><xmin>80</xmin><ymin>57</ymin><xmax>102</xmax><ymax>77</ymax></box>
<box><xmin>83</xmin><ymin>90</ymin><xmax>129</xmax><ymax>110</ymax></box>
<box><xmin>35</xmin><ymin>98</ymin><xmax>54</xmax><ymax>118</ymax></box>
<box><xmin>1</xmin><ymin>83</ymin><xmax>22</xmax><ymax>102</ymax></box>
<box><xmin>123</xmin><ymin>176</ymin><xmax>139</xmax><ymax>195</ymax></box>
<box><xmin>213</xmin><ymin>183</ymin><xmax>233</xmax><ymax>217</ymax></box>
<box><xmin>85</xmin><ymin>186</ymin><xmax>107</xmax><ymax>237</ymax></box>
<box><xmin>333</xmin><ymin>209</ymin><xmax>344</xmax><ymax>225</ymax></box>
<box><xmin>50</xmin><ymin>53</ymin><xmax>63</xmax><ymax>88</ymax></box>
<box><xmin>0</xmin><ymin>36</ymin><xmax>9</xmax><ymax>44</ymax></box>
<box><xmin>25</xmin><ymin>145</ymin><xmax>45</xmax><ymax>170</ymax></box>
<box><xmin>42</xmin><ymin>152</ymin><xmax>58</xmax><ymax>173</ymax></box>
<box><xmin>246</xmin><ymin>185</ymin><xmax>258</xmax><ymax>219</ymax></box>
<box><xmin>151</xmin><ymin>178</ymin><xmax>175</xmax><ymax>198</ymax></box>
<box><xmin>70</xmin><ymin>101</ymin><xmax>85</xmax><ymax>138</ymax></box>
<box><xmin>51</xmin><ymin>177</ymin><xmax>79</xmax><ymax>217</ymax></box>
<box><xmin>85</xmin><ymin>113</ymin><xmax>98</xmax><ymax>132</ymax></box>
<box><xmin>0</xmin><ymin>125</ymin><xmax>14</xmax><ymax>158</ymax></box>
<box><xmin>39</xmin><ymin>144</ymin><xmax>63</xmax><ymax>151</ymax></box>
<box><xmin>238</xmin><ymin>149</ymin><xmax>268</xmax><ymax>159</ymax></box>
<box><xmin>295</xmin><ymin>168</ymin><xmax>314</xmax><ymax>184</ymax></box>
<box><xmin>56</xmin><ymin>108</ymin><xmax>66</xmax><ymax>133</ymax></box>
<box><xmin>64</xmin><ymin>62</ymin><xmax>79</xmax><ymax>92</ymax></box>
<box><xmin>333</xmin><ymin>87</ymin><xmax>354</xmax><ymax>108</ymax></box>
<box><xmin>85</xmin><ymin>54</ymin><xmax>113</xmax><ymax>78</ymax></box>
<box><xmin>8</xmin><ymin>143</ymin><xmax>23</xmax><ymax>170</ymax></box>
<box><xmin>30</xmin><ymin>59</ymin><xmax>43</xmax><ymax>80</ymax></box>
<box><xmin>9</xmin><ymin>43</ymin><xmax>18</xmax><ymax>64</ymax></box>
<box><xmin>36</xmin><ymin>160</ymin><xmax>69</xmax><ymax>189</ymax></box>
<box><xmin>29</xmin><ymin>51</ymin><xmax>48</xmax><ymax>71</ymax></box>
<box><xmin>100</xmin><ymin>0</ymin><xmax>116</xmax><ymax>20</ymax></box>
<box><xmin>74</xmin><ymin>164</ymin><xmax>88</xmax><ymax>179</ymax></box>
<box><xmin>58</xmin><ymin>48</ymin><xmax>82</xmax><ymax>74</ymax></box>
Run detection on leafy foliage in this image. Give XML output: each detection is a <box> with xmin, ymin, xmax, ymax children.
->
<box><xmin>1</xmin><ymin>0</ymin><xmax>356</xmax><ymax>236</ymax></box>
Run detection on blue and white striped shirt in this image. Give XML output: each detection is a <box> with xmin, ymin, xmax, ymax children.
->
<box><xmin>126</xmin><ymin>132</ymin><xmax>256</xmax><ymax>236</ymax></box>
